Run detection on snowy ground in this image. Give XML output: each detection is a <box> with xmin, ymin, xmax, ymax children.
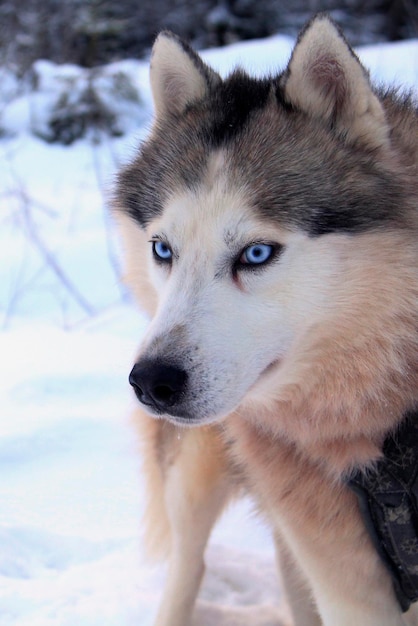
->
<box><xmin>1</xmin><ymin>32</ymin><xmax>418</xmax><ymax>626</ymax></box>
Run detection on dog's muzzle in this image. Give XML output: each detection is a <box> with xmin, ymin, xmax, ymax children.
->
<box><xmin>129</xmin><ymin>360</ymin><xmax>188</xmax><ymax>414</ymax></box>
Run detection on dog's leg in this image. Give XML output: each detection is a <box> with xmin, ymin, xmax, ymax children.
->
<box><xmin>138</xmin><ymin>416</ymin><xmax>234</xmax><ymax>626</ymax></box>
<box><xmin>226</xmin><ymin>417</ymin><xmax>408</xmax><ymax>626</ymax></box>
<box><xmin>283</xmin><ymin>497</ymin><xmax>408</xmax><ymax>626</ymax></box>
<box><xmin>273</xmin><ymin>493</ymin><xmax>407</xmax><ymax>626</ymax></box>
<box><xmin>277</xmin><ymin>503</ymin><xmax>407</xmax><ymax>626</ymax></box>
<box><xmin>154</xmin><ymin>461</ymin><xmax>231</xmax><ymax>626</ymax></box>
<box><xmin>314</xmin><ymin>595</ymin><xmax>407</xmax><ymax>626</ymax></box>
<box><xmin>274</xmin><ymin>532</ymin><xmax>322</xmax><ymax>626</ymax></box>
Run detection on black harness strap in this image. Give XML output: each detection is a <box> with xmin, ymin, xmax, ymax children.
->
<box><xmin>349</xmin><ymin>413</ymin><xmax>418</xmax><ymax>612</ymax></box>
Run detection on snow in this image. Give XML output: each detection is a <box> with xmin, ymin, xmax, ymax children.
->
<box><xmin>1</xmin><ymin>32</ymin><xmax>417</xmax><ymax>626</ymax></box>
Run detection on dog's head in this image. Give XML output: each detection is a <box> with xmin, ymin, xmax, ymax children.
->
<box><xmin>114</xmin><ymin>15</ymin><xmax>418</xmax><ymax>433</ymax></box>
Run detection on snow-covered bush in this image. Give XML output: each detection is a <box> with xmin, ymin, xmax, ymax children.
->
<box><xmin>0</xmin><ymin>69</ymin><xmax>21</xmax><ymax>137</ymax></box>
<box><xmin>1</xmin><ymin>60</ymin><xmax>147</xmax><ymax>144</ymax></box>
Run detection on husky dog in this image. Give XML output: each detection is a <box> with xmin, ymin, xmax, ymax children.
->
<box><xmin>114</xmin><ymin>14</ymin><xmax>418</xmax><ymax>626</ymax></box>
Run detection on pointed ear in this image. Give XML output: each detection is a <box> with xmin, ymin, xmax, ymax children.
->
<box><xmin>150</xmin><ymin>31</ymin><xmax>221</xmax><ymax>118</ymax></box>
<box><xmin>282</xmin><ymin>15</ymin><xmax>390</xmax><ymax>151</ymax></box>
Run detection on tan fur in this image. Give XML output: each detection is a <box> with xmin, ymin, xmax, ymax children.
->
<box><xmin>134</xmin><ymin>409</ymin><xmax>237</xmax><ymax>626</ymax></box>
<box><xmin>243</xmin><ymin>230</ymin><xmax>418</xmax><ymax>475</ymax></box>
<box><xmin>282</xmin><ymin>15</ymin><xmax>390</xmax><ymax>151</ymax></box>
<box><xmin>114</xmin><ymin>13</ymin><xmax>418</xmax><ymax>626</ymax></box>
<box><xmin>113</xmin><ymin>213</ymin><xmax>157</xmax><ymax>317</ymax></box>
<box><xmin>150</xmin><ymin>31</ymin><xmax>220</xmax><ymax>118</ymax></box>
<box><xmin>225</xmin><ymin>415</ymin><xmax>403</xmax><ymax>622</ymax></box>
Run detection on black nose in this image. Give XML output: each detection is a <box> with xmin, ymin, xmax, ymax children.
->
<box><xmin>129</xmin><ymin>361</ymin><xmax>188</xmax><ymax>412</ymax></box>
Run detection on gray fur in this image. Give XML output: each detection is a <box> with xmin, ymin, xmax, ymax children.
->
<box><xmin>115</xmin><ymin>16</ymin><xmax>418</xmax><ymax>237</ymax></box>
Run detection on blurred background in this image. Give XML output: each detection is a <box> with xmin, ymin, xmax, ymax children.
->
<box><xmin>2</xmin><ymin>0</ymin><xmax>418</xmax><ymax>74</ymax></box>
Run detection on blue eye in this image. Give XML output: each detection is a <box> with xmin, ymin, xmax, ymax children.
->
<box><xmin>152</xmin><ymin>240</ymin><xmax>173</xmax><ymax>262</ymax></box>
<box><xmin>240</xmin><ymin>243</ymin><xmax>275</xmax><ymax>266</ymax></box>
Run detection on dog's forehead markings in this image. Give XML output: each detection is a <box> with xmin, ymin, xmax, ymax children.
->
<box><xmin>203</xmin><ymin>150</ymin><xmax>227</xmax><ymax>188</ymax></box>
<box><xmin>152</xmin><ymin>195</ymin><xmax>243</xmax><ymax>263</ymax></box>
<box><xmin>152</xmin><ymin>147</ymin><xmax>295</xmax><ymax>256</ymax></box>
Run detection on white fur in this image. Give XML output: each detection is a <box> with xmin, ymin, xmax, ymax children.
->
<box><xmin>135</xmin><ymin>152</ymin><xmax>347</xmax><ymax>425</ymax></box>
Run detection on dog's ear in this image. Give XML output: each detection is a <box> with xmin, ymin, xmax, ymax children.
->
<box><xmin>150</xmin><ymin>31</ymin><xmax>221</xmax><ymax>118</ymax></box>
<box><xmin>282</xmin><ymin>14</ymin><xmax>389</xmax><ymax>151</ymax></box>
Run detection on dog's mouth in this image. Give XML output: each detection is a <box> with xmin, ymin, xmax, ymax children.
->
<box><xmin>130</xmin><ymin>356</ymin><xmax>282</xmax><ymax>426</ymax></box>
<box><xmin>245</xmin><ymin>358</ymin><xmax>282</xmax><ymax>397</ymax></box>
<box><xmin>260</xmin><ymin>359</ymin><xmax>281</xmax><ymax>378</ymax></box>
